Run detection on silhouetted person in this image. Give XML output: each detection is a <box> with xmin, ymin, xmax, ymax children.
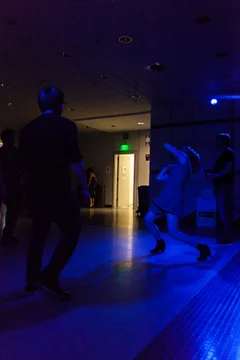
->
<box><xmin>19</xmin><ymin>86</ymin><xmax>89</xmax><ymax>300</ymax></box>
<box><xmin>0</xmin><ymin>129</ymin><xmax>21</xmax><ymax>246</ymax></box>
<box><xmin>206</xmin><ymin>133</ymin><xmax>235</xmax><ymax>244</ymax></box>
<box><xmin>87</xmin><ymin>167</ymin><xmax>97</xmax><ymax>208</ymax></box>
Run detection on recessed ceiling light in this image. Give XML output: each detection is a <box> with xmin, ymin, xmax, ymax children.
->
<box><xmin>138</xmin><ymin>122</ymin><xmax>144</xmax><ymax>125</ymax></box>
<box><xmin>146</xmin><ymin>63</ymin><xmax>167</xmax><ymax>72</ymax></box>
<box><xmin>216</xmin><ymin>52</ymin><xmax>228</xmax><ymax>58</ymax></box>
<box><xmin>196</xmin><ymin>16</ymin><xmax>211</xmax><ymax>24</ymax></box>
<box><xmin>118</xmin><ymin>36</ymin><xmax>132</xmax><ymax>44</ymax></box>
<box><xmin>131</xmin><ymin>94</ymin><xmax>141</xmax><ymax>101</ymax></box>
<box><xmin>5</xmin><ymin>17</ymin><xmax>18</xmax><ymax>25</ymax></box>
<box><xmin>62</xmin><ymin>52</ymin><xmax>72</xmax><ymax>58</ymax></box>
<box><xmin>100</xmin><ymin>74</ymin><xmax>108</xmax><ymax>80</ymax></box>
<box><xmin>0</xmin><ymin>83</ymin><xmax>6</xmax><ymax>87</ymax></box>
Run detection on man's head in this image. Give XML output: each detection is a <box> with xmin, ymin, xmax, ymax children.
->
<box><xmin>38</xmin><ymin>86</ymin><xmax>65</xmax><ymax>114</ymax></box>
<box><xmin>216</xmin><ymin>133</ymin><xmax>231</xmax><ymax>150</ymax></box>
<box><xmin>1</xmin><ymin>129</ymin><xmax>16</xmax><ymax>148</ymax></box>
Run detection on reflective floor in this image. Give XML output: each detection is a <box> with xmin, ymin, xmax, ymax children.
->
<box><xmin>0</xmin><ymin>209</ymin><xmax>239</xmax><ymax>360</ymax></box>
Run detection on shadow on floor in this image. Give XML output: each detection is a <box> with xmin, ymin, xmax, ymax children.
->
<box><xmin>0</xmin><ymin>253</ymin><xmax>219</xmax><ymax>336</ymax></box>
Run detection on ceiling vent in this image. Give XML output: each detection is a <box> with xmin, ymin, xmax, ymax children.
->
<box><xmin>118</xmin><ymin>36</ymin><xmax>132</xmax><ymax>44</ymax></box>
<box><xmin>146</xmin><ymin>63</ymin><xmax>167</xmax><ymax>72</ymax></box>
<box><xmin>196</xmin><ymin>16</ymin><xmax>211</xmax><ymax>24</ymax></box>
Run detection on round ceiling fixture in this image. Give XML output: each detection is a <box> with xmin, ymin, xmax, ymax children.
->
<box><xmin>146</xmin><ymin>63</ymin><xmax>167</xmax><ymax>72</ymax></box>
<box><xmin>62</xmin><ymin>52</ymin><xmax>72</xmax><ymax>58</ymax></box>
<box><xmin>131</xmin><ymin>94</ymin><xmax>141</xmax><ymax>101</ymax></box>
<box><xmin>210</xmin><ymin>99</ymin><xmax>218</xmax><ymax>105</ymax></box>
<box><xmin>138</xmin><ymin>122</ymin><xmax>144</xmax><ymax>125</ymax></box>
<box><xmin>216</xmin><ymin>52</ymin><xmax>228</xmax><ymax>58</ymax></box>
<box><xmin>196</xmin><ymin>16</ymin><xmax>211</xmax><ymax>24</ymax></box>
<box><xmin>118</xmin><ymin>36</ymin><xmax>132</xmax><ymax>44</ymax></box>
<box><xmin>5</xmin><ymin>17</ymin><xmax>18</xmax><ymax>25</ymax></box>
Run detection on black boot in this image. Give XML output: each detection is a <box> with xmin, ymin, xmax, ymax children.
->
<box><xmin>196</xmin><ymin>244</ymin><xmax>211</xmax><ymax>261</ymax></box>
<box><xmin>40</xmin><ymin>270</ymin><xmax>71</xmax><ymax>301</ymax></box>
<box><xmin>150</xmin><ymin>239</ymin><xmax>166</xmax><ymax>254</ymax></box>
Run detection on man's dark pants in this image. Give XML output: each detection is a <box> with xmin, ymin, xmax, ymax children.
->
<box><xmin>26</xmin><ymin>190</ymin><xmax>81</xmax><ymax>284</ymax></box>
<box><xmin>215</xmin><ymin>185</ymin><xmax>234</xmax><ymax>242</ymax></box>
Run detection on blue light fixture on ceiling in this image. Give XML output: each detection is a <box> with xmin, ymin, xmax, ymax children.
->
<box><xmin>210</xmin><ymin>98</ymin><xmax>218</xmax><ymax>105</ymax></box>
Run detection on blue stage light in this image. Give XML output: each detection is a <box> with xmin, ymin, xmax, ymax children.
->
<box><xmin>210</xmin><ymin>98</ymin><xmax>218</xmax><ymax>105</ymax></box>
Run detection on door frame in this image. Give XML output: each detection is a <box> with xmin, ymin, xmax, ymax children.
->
<box><xmin>113</xmin><ymin>151</ymin><xmax>139</xmax><ymax>209</ymax></box>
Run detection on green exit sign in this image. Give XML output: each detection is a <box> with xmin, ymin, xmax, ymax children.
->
<box><xmin>120</xmin><ymin>144</ymin><xmax>130</xmax><ymax>152</ymax></box>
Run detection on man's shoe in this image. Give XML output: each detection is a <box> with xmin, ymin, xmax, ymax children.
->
<box><xmin>40</xmin><ymin>273</ymin><xmax>71</xmax><ymax>301</ymax></box>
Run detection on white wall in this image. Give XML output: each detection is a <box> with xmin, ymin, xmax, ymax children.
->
<box><xmin>150</xmin><ymin>99</ymin><xmax>240</xmax><ymax>219</ymax></box>
<box><xmin>113</xmin><ymin>131</ymin><xmax>150</xmax><ymax>188</ymax></box>
<box><xmin>78</xmin><ymin>130</ymin><xmax>150</xmax><ymax>207</ymax></box>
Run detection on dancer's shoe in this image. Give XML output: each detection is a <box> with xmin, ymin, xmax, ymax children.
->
<box><xmin>196</xmin><ymin>244</ymin><xmax>211</xmax><ymax>261</ymax></box>
<box><xmin>150</xmin><ymin>239</ymin><xmax>166</xmax><ymax>254</ymax></box>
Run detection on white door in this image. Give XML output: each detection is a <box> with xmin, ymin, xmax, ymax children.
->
<box><xmin>114</xmin><ymin>154</ymin><xmax>135</xmax><ymax>208</ymax></box>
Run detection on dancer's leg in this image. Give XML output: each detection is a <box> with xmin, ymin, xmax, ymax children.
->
<box><xmin>167</xmin><ymin>213</ymin><xmax>211</xmax><ymax>261</ymax></box>
<box><xmin>167</xmin><ymin>213</ymin><xmax>196</xmax><ymax>245</ymax></box>
<box><xmin>144</xmin><ymin>209</ymin><xmax>166</xmax><ymax>254</ymax></box>
<box><xmin>144</xmin><ymin>210</ymin><xmax>163</xmax><ymax>240</ymax></box>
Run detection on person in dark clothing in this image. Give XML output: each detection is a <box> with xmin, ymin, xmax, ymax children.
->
<box><xmin>87</xmin><ymin>167</ymin><xmax>98</xmax><ymax>208</ymax></box>
<box><xmin>206</xmin><ymin>133</ymin><xmax>235</xmax><ymax>244</ymax></box>
<box><xmin>0</xmin><ymin>129</ymin><xmax>21</xmax><ymax>246</ymax></box>
<box><xmin>19</xmin><ymin>86</ymin><xmax>89</xmax><ymax>300</ymax></box>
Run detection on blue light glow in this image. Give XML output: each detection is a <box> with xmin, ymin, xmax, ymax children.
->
<box><xmin>210</xmin><ymin>99</ymin><xmax>218</xmax><ymax>105</ymax></box>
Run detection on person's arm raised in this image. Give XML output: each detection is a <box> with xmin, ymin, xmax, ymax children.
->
<box><xmin>164</xmin><ymin>143</ymin><xmax>187</xmax><ymax>164</ymax></box>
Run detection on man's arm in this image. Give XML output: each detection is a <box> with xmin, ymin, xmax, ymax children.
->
<box><xmin>0</xmin><ymin>166</ymin><xmax>7</xmax><ymax>202</ymax></box>
<box><xmin>71</xmin><ymin>160</ymin><xmax>88</xmax><ymax>190</ymax></box>
<box><xmin>206</xmin><ymin>151</ymin><xmax>235</xmax><ymax>180</ymax></box>
<box><xmin>213</xmin><ymin>162</ymin><xmax>232</xmax><ymax>179</ymax></box>
<box><xmin>67</xmin><ymin>123</ymin><xmax>89</xmax><ymax>202</ymax></box>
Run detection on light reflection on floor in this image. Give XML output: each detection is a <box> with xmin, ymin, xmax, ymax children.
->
<box><xmin>0</xmin><ymin>208</ymin><xmax>239</xmax><ymax>360</ymax></box>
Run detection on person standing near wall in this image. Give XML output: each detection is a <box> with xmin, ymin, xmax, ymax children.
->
<box><xmin>19</xmin><ymin>86</ymin><xmax>90</xmax><ymax>300</ymax></box>
<box><xmin>0</xmin><ymin>129</ymin><xmax>21</xmax><ymax>246</ymax></box>
<box><xmin>87</xmin><ymin>167</ymin><xmax>98</xmax><ymax>208</ymax></box>
<box><xmin>205</xmin><ymin>133</ymin><xmax>235</xmax><ymax>244</ymax></box>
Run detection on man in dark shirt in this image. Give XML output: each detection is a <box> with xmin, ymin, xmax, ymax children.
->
<box><xmin>19</xmin><ymin>86</ymin><xmax>89</xmax><ymax>300</ymax></box>
<box><xmin>0</xmin><ymin>129</ymin><xmax>21</xmax><ymax>246</ymax></box>
<box><xmin>206</xmin><ymin>133</ymin><xmax>235</xmax><ymax>244</ymax></box>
